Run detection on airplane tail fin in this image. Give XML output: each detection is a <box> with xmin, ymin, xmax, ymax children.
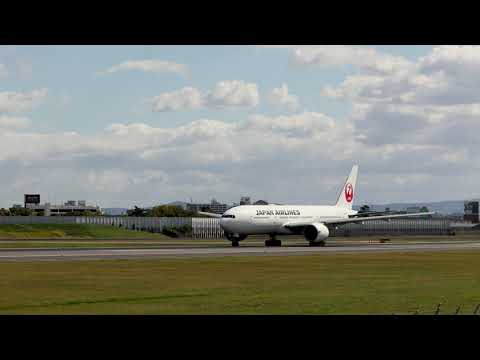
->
<box><xmin>335</xmin><ymin>165</ymin><xmax>358</xmax><ymax>210</ymax></box>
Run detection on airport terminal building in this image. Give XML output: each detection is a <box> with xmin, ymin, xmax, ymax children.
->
<box><xmin>22</xmin><ymin>195</ymin><xmax>101</xmax><ymax>216</ymax></box>
<box><xmin>26</xmin><ymin>201</ymin><xmax>102</xmax><ymax>216</ymax></box>
<box><xmin>464</xmin><ymin>200</ymin><xmax>480</xmax><ymax>223</ymax></box>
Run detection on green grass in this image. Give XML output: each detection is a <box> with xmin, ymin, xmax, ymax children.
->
<box><xmin>1</xmin><ymin>251</ymin><xmax>480</xmax><ymax>314</ymax></box>
<box><xmin>0</xmin><ymin>224</ymin><xmax>169</xmax><ymax>240</ymax></box>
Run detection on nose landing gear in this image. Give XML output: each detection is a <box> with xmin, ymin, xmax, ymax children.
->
<box><xmin>226</xmin><ymin>233</ymin><xmax>247</xmax><ymax>247</ymax></box>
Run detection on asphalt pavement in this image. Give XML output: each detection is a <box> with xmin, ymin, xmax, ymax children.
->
<box><xmin>0</xmin><ymin>241</ymin><xmax>480</xmax><ymax>261</ymax></box>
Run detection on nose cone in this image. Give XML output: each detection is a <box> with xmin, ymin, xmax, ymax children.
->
<box><xmin>219</xmin><ymin>218</ymin><xmax>227</xmax><ymax>230</ymax></box>
<box><xmin>219</xmin><ymin>218</ymin><xmax>229</xmax><ymax>233</ymax></box>
<box><xmin>219</xmin><ymin>210</ymin><xmax>236</xmax><ymax>232</ymax></box>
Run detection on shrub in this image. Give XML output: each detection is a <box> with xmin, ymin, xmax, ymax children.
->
<box><xmin>161</xmin><ymin>224</ymin><xmax>193</xmax><ymax>238</ymax></box>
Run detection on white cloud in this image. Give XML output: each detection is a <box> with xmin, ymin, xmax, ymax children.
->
<box><xmin>152</xmin><ymin>87</ymin><xmax>204</xmax><ymax>112</ymax></box>
<box><xmin>103</xmin><ymin>60</ymin><xmax>188</xmax><ymax>76</ymax></box>
<box><xmin>104</xmin><ymin>112</ymin><xmax>347</xmax><ymax>163</ymax></box>
<box><xmin>315</xmin><ymin>46</ymin><xmax>480</xmax><ymax>151</ymax></box>
<box><xmin>240</xmin><ymin>112</ymin><xmax>336</xmax><ymax>138</ymax></box>
<box><xmin>0</xmin><ymin>88</ymin><xmax>48</xmax><ymax>113</ymax></box>
<box><xmin>206</xmin><ymin>80</ymin><xmax>260</xmax><ymax>108</ymax></box>
<box><xmin>244</xmin><ymin>45</ymin><xmax>480</xmax><ymax>202</ymax></box>
<box><xmin>260</xmin><ymin>45</ymin><xmax>412</xmax><ymax>75</ymax></box>
<box><xmin>151</xmin><ymin>80</ymin><xmax>260</xmax><ymax>112</ymax></box>
<box><xmin>0</xmin><ymin>64</ymin><xmax>7</xmax><ymax>79</ymax></box>
<box><xmin>419</xmin><ymin>45</ymin><xmax>480</xmax><ymax>75</ymax></box>
<box><xmin>0</xmin><ymin>105</ymin><xmax>478</xmax><ymax>205</ymax></box>
<box><xmin>0</xmin><ymin>115</ymin><xmax>30</xmax><ymax>129</ymax></box>
<box><xmin>3</xmin><ymin>46</ymin><xmax>480</xmax><ymax>206</ymax></box>
<box><xmin>268</xmin><ymin>83</ymin><xmax>299</xmax><ymax>111</ymax></box>
<box><xmin>0</xmin><ymin>111</ymin><xmax>357</xmax><ymax>205</ymax></box>
<box><xmin>320</xmin><ymin>75</ymin><xmax>386</xmax><ymax>100</ymax></box>
<box><xmin>321</xmin><ymin>46</ymin><xmax>480</xmax><ymax>105</ymax></box>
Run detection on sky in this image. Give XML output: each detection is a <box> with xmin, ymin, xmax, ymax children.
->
<box><xmin>0</xmin><ymin>45</ymin><xmax>479</xmax><ymax>208</ymax></box>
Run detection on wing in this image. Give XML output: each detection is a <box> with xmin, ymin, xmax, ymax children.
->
<box><xmin>284</xmin><ymin>212</ymin><xmax>435</xmax><ymax>230</ymax></box>
<box><xmin>197</xmin><ymin>211</ymin><xmax>222</xmax><ymax>218</ymax></box>
<box><xmin>325</xmin><ymin>212</ymin><xmax>435</xmax><ymax>226</ymax></box>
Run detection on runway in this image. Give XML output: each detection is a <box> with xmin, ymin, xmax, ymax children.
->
<box><xmin>1</xmin><ymin>241</ymin><xmax>480</xmax><ymax>261</ymax></box>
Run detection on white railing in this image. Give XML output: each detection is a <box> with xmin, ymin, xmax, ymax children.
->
<box><xmin>0</xmin><ymin>216</ymin><xmax>453</xmax><ymax>238</ymax></box>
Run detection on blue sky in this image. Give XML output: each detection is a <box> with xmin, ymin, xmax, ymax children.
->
<box><xmin>1</xmin><ymin>45</ymin><xmax>432</xmax><ymax>132</ymax></box>
<box><xmin>1</xmin><ymin>45</ymin><xmax>478</xmax><ymax>208</ymax></box>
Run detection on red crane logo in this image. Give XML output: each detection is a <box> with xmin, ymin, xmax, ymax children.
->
<box><xmin>345</xmin><ymin>183</ymin><xmax>354</xmax><ymax>203</ymax></box>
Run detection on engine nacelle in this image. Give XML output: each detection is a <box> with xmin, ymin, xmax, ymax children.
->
<box><xmin>304</xmin><ymin>223</ymin><xmax>330</xmax><ymax>242</ymax></box>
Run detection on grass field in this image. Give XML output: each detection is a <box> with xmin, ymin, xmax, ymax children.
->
<box><xmin>1</xmin><ymin>250</ymin><xmax>480</xmax><ymax>314</ymax></box>
<box><xmin>0</xmin><ymin>224</ymin><xmax>169</xmax><ymax>240</ymax></box>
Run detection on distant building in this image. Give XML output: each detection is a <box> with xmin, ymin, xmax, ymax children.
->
<box><xmin>464</xmin><ymin>200</ymin><xmax>480</xmax><ymax>223</ymax></box>
<box><xmin>186</xmin><ymin>199</ymin><xmax>228</xmax><ymax>214</ymax></box>
<box><xmin>25</xmin><ymin>200</ymin><xmax>101</xmax><ymax>216</ymax></box>
<box><xmin>240</xmin><ymin>196</ymin><xmax>251</xmax><ymax>205</ymax></box>
<box><xmin>24</xmin><ymin>194</ymin><xmax>40</xmax><ymax>208</ymax></box>
<box><xmin>103</xmin><ymin>208</ymin><xmax>129</xmax><ymax>216</ymax></box>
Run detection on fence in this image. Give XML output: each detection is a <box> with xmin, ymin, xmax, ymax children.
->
<box><xmin>192</xmin><ymin>218</ymin><xmax>224</xmax><ymax>238</ymax></box>
<box><xmin>191</xmin><ymin>218</ymin><xmax>451</xmax><ymax>238</ymax></box>
<box><xmin>0</xmin><ymin>216</ymin><xmax>456</xmax><ymax>239</ymax></box>
<box><xmin>330</xmin><ymin>219</ymin><xmax>452</xmax><ymax>237</ymax></box>
<box><xmin>402</xmin><ymin>303</ymin><xmax>480</xmax><ymax>315</ymax></box>
<box><xmin>75</xmin><ymin>216</ymin><xmax>191</xmax><ymax>232</ymax></box>
<box><xmin>0</xmin><ymin>216</ymin><xmax>79</xmax><ymax>224</ymax></box>
<box><xmin>0</xmin><ymin>216</ymin><xmax>191</xmax><ymax>233</ymax></box>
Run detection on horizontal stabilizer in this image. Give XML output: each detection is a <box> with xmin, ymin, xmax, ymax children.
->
<box><xmin>324</xmin><ymin>211</ymin><xmax>436</xmax><ymax>226</ymax></box>
<box><xmin>197</xmin><ymin>211</ymin><xmax>222</xmax><ymax>218</ymax></box>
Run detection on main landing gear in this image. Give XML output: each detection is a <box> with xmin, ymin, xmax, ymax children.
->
<box><xmin>309</xmin><ymin>240</ymin><xmax>326</xmax><ymax>247</ymax></box>
<box><xmin>265</xmin><ymin>235</ymin><xmax>282</xmax><ymax>247</ymax></box>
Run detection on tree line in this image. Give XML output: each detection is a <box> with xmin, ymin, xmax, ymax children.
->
<box><xmin>126</xmin><ymin>205</ymin><xmax>205</xmax><ymax>217</ymax></box>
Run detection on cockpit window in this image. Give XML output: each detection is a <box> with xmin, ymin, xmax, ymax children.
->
<box><xmin>222</xmin><ymin>214</ymin><xmax>235</xmax><ymax>218</ymax></box>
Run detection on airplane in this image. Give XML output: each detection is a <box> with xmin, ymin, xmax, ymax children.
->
<box><xmin>199</xmin><ymin>165</ymin><xmax>435</xmax><ymax>247</ymax></box>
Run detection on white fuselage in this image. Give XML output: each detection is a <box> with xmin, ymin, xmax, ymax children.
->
<box><xmin>219</xmin><ymin>205</ymin><xmax>357</xmax><ymax>236</ymax></box>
